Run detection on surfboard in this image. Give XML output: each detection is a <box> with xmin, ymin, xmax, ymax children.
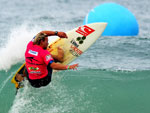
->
<box><xmin>11</xmin><ymin>23</ymin><xmax>107</xmax><ymax>89</ymax></box>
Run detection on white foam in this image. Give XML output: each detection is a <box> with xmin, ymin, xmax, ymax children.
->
<box><xmin>0</xmin><ymin>24</ymin><xmax>40</xmax><ymax>70</ymax></box>
<box><xmin>9</xmin><ymin>73</ymin><xmax>75</xmax><ymax>113</ymax></box>
<box><xmin>0</xmin><ymin>24</ymin><xmax>61</xmax><ymax>71</ymax></box>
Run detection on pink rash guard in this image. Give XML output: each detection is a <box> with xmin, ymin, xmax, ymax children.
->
<box><xmin>25</xmin><ymin>41</ymin><xmax>54</xmax><ymax>80</ymax></box>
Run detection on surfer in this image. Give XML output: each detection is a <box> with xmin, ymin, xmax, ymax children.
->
<box><xmin>16</xmin><ymin>31</ymin><xmax>78</xmax><ymax>88</ymax></box>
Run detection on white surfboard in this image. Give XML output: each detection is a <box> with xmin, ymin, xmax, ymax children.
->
<box><xmin>48</xmin><ymin>22</ymin><xmax>107</xmax><ymax>65</ymax></box>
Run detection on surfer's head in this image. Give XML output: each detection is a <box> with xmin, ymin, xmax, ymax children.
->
<box><xmin>34</xmin><ymin>33</ymin><xmax>48</xmax><ymax>49</ymax></box>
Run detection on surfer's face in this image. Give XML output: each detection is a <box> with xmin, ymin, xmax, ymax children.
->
<box><xmin>41</xmin><ymin>37</ymin><xmax>48</xmax><ymax>50</ymax></box>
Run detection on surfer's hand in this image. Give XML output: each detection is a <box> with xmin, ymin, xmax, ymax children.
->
<box><xmin>58</xmin><ymin>32</ymin><xmax>68</xmax><ymax>38</ymax></box>
<box><xmin>69</xmin><ymin>64</ymin><xmax>79</xmax><ymax>70</ymax></box>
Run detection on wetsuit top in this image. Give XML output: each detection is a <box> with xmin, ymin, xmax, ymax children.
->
<box><xmin>25</xmin><ymin>40</ymin><xmax>54</xmax><ymax>80</ymax></box>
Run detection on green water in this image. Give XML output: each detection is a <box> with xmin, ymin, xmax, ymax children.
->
<box><xmin>60</xmin><ymin>70</ymin><xmax>150</xmax><ymax>113</ymax></box>
<box><xmin>0</xmin><ymin>0</ymin><xmax>150</xmax><ymax>112</ymax></box>
<box><xmin>1</xmin><ymin>68</ymin><xmax>149</xmax><ymax>113</ymax></box>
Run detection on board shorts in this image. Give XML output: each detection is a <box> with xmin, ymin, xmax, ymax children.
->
<box><xmin>25</xmin><ymin>63</ymin><xmax>53</xmax><ymax>88</ymax></box>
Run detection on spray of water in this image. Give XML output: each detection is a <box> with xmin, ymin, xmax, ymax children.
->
<box><xmin>0</xmin><ymin>24</ymin><xmax>40</xmax><ymax>70</ymax></box>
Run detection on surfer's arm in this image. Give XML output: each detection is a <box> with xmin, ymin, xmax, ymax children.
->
<box><xmin>50</xmin><ymin>62</ymin><xmax>78</xmax><ymax>70</ymax></box>
<box><xmin>40</xmin><ymin>31</ymin><xmax>68</xmax><ymax>38</ymax></box>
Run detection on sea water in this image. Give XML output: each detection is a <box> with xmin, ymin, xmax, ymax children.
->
<box><xmin>0</xmin><ymin>0</ymin><xmax>150</xmax><ymax>113</ymax></box>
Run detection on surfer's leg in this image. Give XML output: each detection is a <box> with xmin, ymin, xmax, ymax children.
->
<box><xmin>15</xmin><ymin>66</ymin><xmax>27</xmax><ymax>82</ymax></box>
<box><xmin>15</xmin><ymin>74</ymin><xmax>24</xmax><ymax>82</ymax></box>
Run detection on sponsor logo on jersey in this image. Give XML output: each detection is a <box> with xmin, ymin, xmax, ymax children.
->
<box><xmin>28</xmin><ymin>66</ymin><xmax>41</xmax><ymax>74</ymax></box>
<box><xmin>28</xmin><ymin>67</ymin><xmax>39</xmax><ymax>71</ymax></box>
<box><xmin>76</xmin><ymin>25</ymin><xmax>95</xmax><ymax>36</ymax></box>
<box><xmin>29</xmin><ymin>71</ymin><xmax>41</xmax><ymax>74</ymax></box>
<box><xmin>28</xmin><ymin>50</ymin><xmax>38</xmax><ymax>56</ymax></box>
<box><xmin>46</xmin><ymin>55</ymin><xmax>52</xmax><ymax>61</ymax></box>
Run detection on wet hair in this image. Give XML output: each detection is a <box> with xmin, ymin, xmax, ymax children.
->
<box><xmin>33</xmin><ymin>33</ymin><xmax>48</xmax><ymax>45</ymax></box>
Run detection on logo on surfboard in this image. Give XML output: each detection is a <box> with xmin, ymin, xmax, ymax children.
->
<box><xmin>69</xmin><ymin>45</ymin><xmax>83</xmax><ymax>57</ymax></box>
<box><xmin>70</xmin><ymin>39</ymin><xmax>79</xmax><ymax>47</ymax></box>
<box><xmin>76</xmin><ymin>25</ymin><xmax>95</xmax><ymax>36</ymax></box>
<box><xmin>76</xmin><ymin>36</ymin><xmax>86</xmax><ymax>44</ymax></box>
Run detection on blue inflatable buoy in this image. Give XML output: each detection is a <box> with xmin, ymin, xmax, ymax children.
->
<box><xmin>83</xmin><ymin>3</ymin><xmax>139</xmax><ymax>36</ymax></box>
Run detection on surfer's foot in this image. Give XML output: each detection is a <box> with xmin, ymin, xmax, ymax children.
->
<box><xmin>15</xmin><ymin>74</ymin><xmax>24</xmax><ymax>82</ymax></box>
<box><xmin>57</xmin><ymin>47</ymin><xmax>64</xmax><ymax>62</ymax></box>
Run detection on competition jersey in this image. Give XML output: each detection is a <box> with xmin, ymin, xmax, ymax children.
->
<box><xmin>25</xmin><ymin>41</ymin><xmax>54</xmax><ymax>80</ymax></box>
